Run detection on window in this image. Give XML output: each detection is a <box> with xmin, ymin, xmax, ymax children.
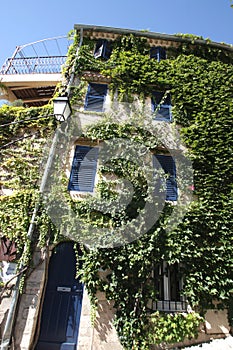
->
<box><xmin>68</xmin><ymin>145</ymin><xmax>99</xmax><ymax>192</ymax></box>
<box><xmin>94</xmin><ymin>39</ymin><xmax>112</xmax><ymax>59</ymax></box>
<box><xmin>150</xmin><ymin>46</ymin><xmax>166</xmax><ymax>61</ymax></box>
<box><xmin>153</xmin><ymin>154</ymin><xmax>178</xmax><ymax>201</ymax></box>
<box><xmin>0</xmin><ymin>261</ymin><xmax>17</xmax><ymax>283</ymax></box>
<box><xmin>0</xmin><ymin>237</ymin><xmax>17</xmax><ymax>262</ymax></box>
<box><xmin>151</xmin><ymin>91</ymin><xmax>172</xmax><ymax>122</ymax></box>
<box><xmin>84</xmin><ymin>83</ymin><xmax>108</xmax><ymax>112</ymax></box>
<box><xmin>153</xmin><ymin>262</ymin><xmax>186</xmax><ymax>312</ymax></box>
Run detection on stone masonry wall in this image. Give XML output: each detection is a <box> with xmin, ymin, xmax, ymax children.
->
<box><xmin>78</xmin><ymin>288</ymin><xmax>123</xmax><ymax>350</ymax></box>
<box><xmin>11</xmin><ymin>248</ymin><xmax>48</xmax><ymax>350</ymax></box>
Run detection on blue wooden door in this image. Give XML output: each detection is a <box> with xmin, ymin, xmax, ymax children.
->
<box><xmin>35</xmin><ymin>242</ymin><xmax>83</xmax><ymax>350</ymax></box>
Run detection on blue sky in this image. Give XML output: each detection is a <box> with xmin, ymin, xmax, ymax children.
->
<box><xmin>0</xmin><ymin>0</ymin><xmax>232</xmax><ymax>67</ymax></box>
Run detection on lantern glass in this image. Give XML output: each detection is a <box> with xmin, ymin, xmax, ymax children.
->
<box><xmin>53</xmin><ymin>97</ymin><xmax>72</xmax><ymax>121</ymax></box>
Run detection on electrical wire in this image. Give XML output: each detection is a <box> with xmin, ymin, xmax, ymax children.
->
<box><xmin>0</xmin><ymin>131</ymin><xmax>40</xmax><ymax>149</ymax></box>
<box><xmin>0</xmin><ymin>114</ymin><xmax>53</xmax><ymax>128</ymax></box>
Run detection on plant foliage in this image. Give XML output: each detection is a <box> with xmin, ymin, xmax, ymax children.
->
<box><xmin>0</xmin><ymin>31</ymin><xmax>232</xmax><ymax>349</ymax></box>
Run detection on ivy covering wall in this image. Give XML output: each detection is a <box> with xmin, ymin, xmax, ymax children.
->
<box><xmin>0</xmin><ymin>31</ymin><xmax>233</xmax><ymax>349</ymax></box>
<box><xmin>0</xmin><ymin>105</ymin><xmax>57</xmax><ymax>266</ymax></box>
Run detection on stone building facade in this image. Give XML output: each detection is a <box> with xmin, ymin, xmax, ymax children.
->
<box><xmin>0</xmin><ymin>24</ymin><xmax>233</xmax><ymax>349</ymax></box>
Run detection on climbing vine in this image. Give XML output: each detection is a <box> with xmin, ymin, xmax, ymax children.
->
<box><xmin>70</xmin><ymin>32</ymin><xmax>233</xmax><ymax>348</ymax></box>
<box><xmin>0</xmin><ymin>31</ymin><xmax>233</xmax><ymax>349</ymax></box>
<box><xmin>0</xmin><ymin>104</ymin><xmax>57</xmax><ymax>262</ymax></box>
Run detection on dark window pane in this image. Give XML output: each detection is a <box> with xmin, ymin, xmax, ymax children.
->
<box><xmin>150</xmin><ymin>46</ymin><xmax>166</xmax><ymax>61</ymax></box>
<box><xmin>84</xmin><ymin>83</ymin><xmax>108</xmax><ymax>112</ymax></box>
<box><xmin>94</xmin><ymin>40</ymin><xmax>112</xmax><ymax>59</ymax></box>
<box><xmin>152</xmin><ymin>91</ymin><xmax>172</xmax><ymax>121</ymax></box>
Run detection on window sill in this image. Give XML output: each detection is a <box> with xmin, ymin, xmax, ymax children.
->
<box><xmin>152</xmin><ymin>117</ymin><xmax>172</xmax><ymax>122</ymax></box>
<box><xmin>69</xmin><ymin>190</ymin><xmax>95</xmax><ymax>201</ymax></box>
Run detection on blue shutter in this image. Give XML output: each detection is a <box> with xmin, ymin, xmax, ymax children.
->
<box><xmin>68</xmin><ymin>145</ymin><xmax>99</xmax><ymax>192</ymax></box>
<box><xmin>152</xmin><ymin>91</ymin><xmax>172</xmax><ymax>122</ymax></box>
<box><xmin>150</xmin><ymin>46</ymin><xmax>166</xmax><ymax>61</ymax></box>
<box><xmin>84</xmin><ymin>83</ymin><xmax>108</xmax><ymax>112</ymax></box>
<box><xmin>94</xmin><ymin>40</ymin><xmax>112</xmax><ymax>59</ymax></box>
<box><xmin>153</xmin><ymin>155</ymin><xmax>178</xmax><ymax>201</ymax></box>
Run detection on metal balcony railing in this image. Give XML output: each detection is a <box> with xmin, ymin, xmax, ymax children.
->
<box><xmin>1</xmin><ymin>56</ymin><xmax>67</xmax><ymax>75</ymax></box>
<box><xmin>152</xmin><ymin>300</ymin><xmax>188</xmax><ymax>312</ymax></box>
<box><xmin>0</xmin><ymin>35</ymin><xmax>73</xmax><ymax>75</ymax></box>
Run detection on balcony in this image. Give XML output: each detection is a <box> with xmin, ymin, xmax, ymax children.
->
<box><xmin>1</xmin><ymin>56</ymin><xmax>66</xmax><ymax>75</ymax></box>
<box><xmin>0</xmin><ymin>36</ymin><xmax>73</xmax><ymax>106</ymax></box>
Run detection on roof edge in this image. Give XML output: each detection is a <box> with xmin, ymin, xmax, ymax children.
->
<box><xmin>74</xmin><ymin>24</ymin><xmax>233</xmax><ymax>52</ymax></box>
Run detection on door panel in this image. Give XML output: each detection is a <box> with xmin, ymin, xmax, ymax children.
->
<box><xmin>35</xmin><ymin>242</ymin><xmax>83</xmax><ymax>350</ymax></box>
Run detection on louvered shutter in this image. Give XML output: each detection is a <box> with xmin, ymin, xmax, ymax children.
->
<box><xmin>153</xmin><ymin>155</ymin><xmax>178</xmax><ymax>201</ymax></box>
<box><xmin>151</xmin><ymin>91</ymin><xmax>172</xmax><ymax>121</ymax></box>
<box><xmin>150</xmin><ymin>46</ymin><xmax>166</xmax><ymax>61</ymax></box>
<box><xmin>84</xmin><ymin>83</ymin><xmax>108</xmax><ymax>112</ymax></box>
<box><xmin>68</xmin><ymin>145</ymin><xmax>99</xmax><ymax>192</ymax></box>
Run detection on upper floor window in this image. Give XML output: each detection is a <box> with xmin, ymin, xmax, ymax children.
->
<box><xmin>84</xmin><ymin>83</ymin><xmax>108</xmax><ymax>112</ymax></box>
<box><xmin>68</xmin><ymin>145</ymin><xmax>99</xmax><ymax>193</ymax></box>
<box><xmin>153</xmin><ymin>154</ymin><xmax>178</xmax><ymax>201</ymax></box>
<box><xmin>150</xmin><ymin>46</ymin><xmax>166</xmax><ymax>62</ymax></box>
<box><xmin>94</xmin><ymin>39</ymin><xmax>112</xmax><ymax>60</ymax></box>
<box><xmin>151</xmin><ymin>91</ymin><xmax>172</xmax><ymax>122</ymax></box>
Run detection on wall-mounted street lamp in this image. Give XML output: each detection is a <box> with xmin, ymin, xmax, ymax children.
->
<box><xmin>53</xmin><ymin>96</ymin><xmax>72</xmax><ymax>122</ymax></box>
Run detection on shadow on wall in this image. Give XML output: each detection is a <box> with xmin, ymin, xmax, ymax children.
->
<box><xmin>94</xmin><ymin>292</ymin><xmax>121</xmax><ymax>346</ymax></box>
<box><xmin>94</xmin><ymin>299</ymin><xmax>114</xmax><ymax>342</ymax></box>
<box><xmin>0</xmin><ymin>309</ymin><xmax>9</xmax><ymax>341</ymax></box>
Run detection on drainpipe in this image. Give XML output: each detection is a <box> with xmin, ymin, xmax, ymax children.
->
<box><xmin>66</xmin><ymin>27</ymin><xmax>83</xmax><ymax>96</ymax></box>
<box><xmin>0</xmin><ymin>27</ymin><xmax>84</xmax><ymax>350</ymax></box>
